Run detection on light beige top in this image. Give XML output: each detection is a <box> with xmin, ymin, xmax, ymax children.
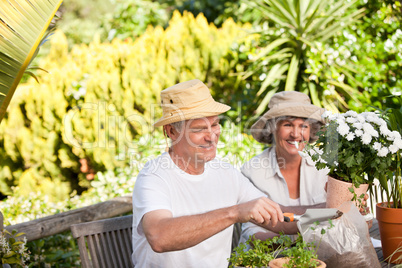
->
<box><xmin>239</xmin><ymin>147</ymin><xmax>328</xmax><ymax>242</ymax></box>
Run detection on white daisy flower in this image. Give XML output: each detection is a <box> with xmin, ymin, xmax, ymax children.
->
<box><xmin>353</xmin><ymin>122</ymin><xmax>363</xmax><ymax>129</ymax></box>
<box><xmin>377</xmin><ymin>147</ymin><xmax>389</xmax><ymax>157</ymax></box>
<box><xmin>346</xmin><ymin>132</ymin><xmax>355</xmax><ymax>141</ymax></box>
<box><xmin>337</xmin><ymin>123</ymin><xmax>350</xmax><ymax>136</ymax></box>
<box><xmin>361</xmin><ymin>133</ymin><xmax>372</xmax><ymax>144</ymax></box>
<box><xmin>387</xmin><ymin>135</ymin><xmax>395</xmax><ymax>141</ymax></box>
<box><xmin>356</xmin><ymin>115</ymin><xmax>365</xmax><ymax>123</ymax></box>
<box><xmin>365</xmin><ymin>114</ymin><xmax>380</xmax><ymax>124</ymax></box>
<box><xmin>380</xmin><ymin>124</ymin><xmax>391</xmax><ymax>135</ymax></box>
<box><xmin>393</xmin><ymin>138</ymin><xmax>402</xmax><ymax>149</ymax></box>
<box><xmin>389</xmin><ymin>144</ymin><xmax>399</xmax><ymax>154</ymax></box>
<box><xmin>336</xmin><ymin>117</ymin><xmax>345</xmax><ymax>124</ymax></box>
<box><xmin>322</xmin><ymin>110</ymin><xmax>333</xmax><ymax>119</ymax></box>
<box><xmin>392</xmin><ymin>131</ymin><xmax>401</xmax><ymax>140</ymax></box>
<box><xmin>378</xmin><ymin>118</ymin><xmax>387</xmax><ymax>126</ymax></box>
<box><xmin>346</xmin><ymin>117</ymin><xmax>357</xmax><ymax>124</ymax></box>
<box><xmin>371</xmin><ymin>129</ymin><xmax>379</xmax><ymax>138</ymax></box>
<box><xmin>363</xmin><ymin>122</ymin><xmax>375</xmax><ymax>133</ymax></box>
<box><xmin>373</xmin><ymin>142</ymin><xmax>382</xmax><ymax>151</ymax></box>
<box><xmin>327</xmin><ymin>114</ymin><xmax>338</xmax><ymax>121</ymax></box>
<box><xmin>345</xmin><ymin>110</ymin><xmax>358</xmax><ymax>117</ymax></box>
<box><xmin>355</xmin><ymin>129</ymin><xmax>363</xmax><ymax>137</ymax></box>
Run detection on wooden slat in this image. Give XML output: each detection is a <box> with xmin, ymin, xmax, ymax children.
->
<box><xmin>122</xmin><ymin>229</ymin><xmax>133</xmax><ymax>267</ymax></box>
<box><xmin>7</xmin><ymin>196</ymin><xmax>132</xmax><ymax>241</ymax></box>
<box><xmin>111</xmin><ymin>230</ymin><xmax>124</xmax><ymax>267</ymax></box>
<box><xmin>77</xmin><ymin>237</ymin><xmax>91</xmax><ymax>268</ymax></box>
<box><xmin>97</xmin><ymin>233</ymin><xmax>108</xmax><ymax>267</ymax></box>
<box><xmin>104</xmin><ymin>230</ymin><xmax>115</xmax><ymax>267</ymax></box>
<box><xmin>87</xmin><ymin>235</ymin><xmax>101</xmax><ymax>268</ymax></box>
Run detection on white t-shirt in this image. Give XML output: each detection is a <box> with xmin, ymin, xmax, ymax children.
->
<box><xmin>132</xmin><ymin>152</ymin><xmax>265</xmax><ymax>268</ymax></box>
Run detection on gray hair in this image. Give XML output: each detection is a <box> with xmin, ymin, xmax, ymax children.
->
<box><xmin>170</xmin><ymin>120</ymin><xmax>185</xmax><ymax>132</ymax></box>
<box><xmin>265</xmin><ymin>116</ymin><xmax>322</xmax><ymax>144</ymax></box>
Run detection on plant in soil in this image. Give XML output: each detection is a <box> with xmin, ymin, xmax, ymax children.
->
<box><xmin>228</xmin><ymin>233</ymin><xmax>292</xmax><ymax>267</ymax></box>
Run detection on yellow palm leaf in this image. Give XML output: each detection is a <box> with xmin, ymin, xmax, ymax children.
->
<box><xmin>0</xmin><ymin>0</ymin><xmax>63</xmax><ymax>123</ymax></box>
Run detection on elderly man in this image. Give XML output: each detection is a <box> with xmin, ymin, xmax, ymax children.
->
<box><xmin>131</xmin><ymin>79</ymin><xmax>284</xmax><ymax>267</ymax></box>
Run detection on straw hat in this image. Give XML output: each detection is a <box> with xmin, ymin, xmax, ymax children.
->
<box><xmin>154</xmin><ymin>79</ymin><xmax>231</xmax><ymax>127</ymax></box>
<box><xmin>250</xmin><ymin>91</ymin><xmax>325</xmax><ymax>144</ymax></box>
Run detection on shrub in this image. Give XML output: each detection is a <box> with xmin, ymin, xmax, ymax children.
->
<box><xmin>0</xmin><ymin>11</ymin><xmax>249</xmax><ymax>200</ymax></box>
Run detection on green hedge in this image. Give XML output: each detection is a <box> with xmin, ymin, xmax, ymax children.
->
<box><xmin>0</xmin><ymin>11</ymin><xmax>250</xmax><ymax>200</ymax></box>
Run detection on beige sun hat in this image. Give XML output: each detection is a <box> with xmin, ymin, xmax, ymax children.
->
<box><xmin>250</xmin><ymin>91</ymin><xmax>325</xmax><ymax>144</ymax></box>
<box><xmin>154</xmin><ymin>79</ymin><xmax>231</xmax><ymax>127</ymax></box>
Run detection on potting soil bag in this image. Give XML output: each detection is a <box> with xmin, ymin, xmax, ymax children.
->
<box><xmin>297</xmin><ymin>201</ymin><xmax>381</xmax><ymax>268</ymax></box>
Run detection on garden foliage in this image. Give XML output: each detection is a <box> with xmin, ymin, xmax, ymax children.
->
<box><xmin>340</xmin><ymin>0</ymin><xmax>402</xmax><ymax>112</ymax></box>
<box><xmin>0</xmin><ymin>11</ymin><xmax>250</xmax><ymax>200</ymax></box>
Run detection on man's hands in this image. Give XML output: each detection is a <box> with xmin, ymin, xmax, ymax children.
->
<box><xmin>236</xmin><ymin>197</ymin><xmax>284</xmax><ymax>227</ymax></box>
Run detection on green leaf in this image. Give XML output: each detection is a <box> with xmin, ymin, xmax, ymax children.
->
<box><xmin>344</xmin><ymin>154</ymin><xmax>356</xmax><ymax>167</ymax></box>
<box><xmin>0</xmin><ymin>0</ymin><xmax>64</xmax><ymax>123</ymax></box>
<box><xmin>284</xmin><ymin>53</ymin><xmax>300</xmax><ymax>91</ymax></box>
<box><xmin>254</xmin><ymin>38</ymin><xmax>293</xmax><ymax>61</ymax></box>
<box><xmin>255</xmin><ymin>88</ymin><xmax>279</xmax><ymax>116</ymax></box>
<box><xmin>257</xmin><ymin>63</ymin><xmax>288</xmax><ymax>96</ymax></box>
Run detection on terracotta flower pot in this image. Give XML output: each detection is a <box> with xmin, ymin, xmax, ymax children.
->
<box><xmin>376</xmin><ymin>202</ymin><xmax>402</xmax><ymax>264</ymax></box>
<box><xmin>269</xmin><ymin>257</ymin><xmax>326</xmax><ymax>268</ymax></box>
<box><xmin>326</xmin><ymin>176</ymin><xmax>369</xmax><ymax>208</ymax></box>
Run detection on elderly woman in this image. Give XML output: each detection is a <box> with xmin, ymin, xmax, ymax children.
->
<box><xmin>240</xmin><ymin>91</ymin><xmax>328</xmax><ymax>242</ymax></box>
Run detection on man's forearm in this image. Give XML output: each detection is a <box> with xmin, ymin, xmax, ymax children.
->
<box><xmin>143</xmin><ymin>206</ymin><xmax>237</xmax><ymax>253</ymax></box>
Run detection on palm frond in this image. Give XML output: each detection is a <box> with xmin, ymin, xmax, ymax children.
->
<box><xmin>0</xmin><ymin>0</ymin><xmax>63</xmax><ymax>123</ymax></box>
<box><xmin>284</xmin><ymin>52</ymin><xmax>300</xmax><ymax>91</ymax></box>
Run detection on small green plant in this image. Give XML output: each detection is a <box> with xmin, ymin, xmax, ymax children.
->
<box><xmin>228</xmin><ymin>234</ymin><xmax>292</xmax><ymax>267</ymax></box>
<box><xmin>0</xmin><ymin>229</ymin><xmax>30</xmax><ymax>267</ymax></box>
<box><xmin>272</xmin><ymin>220</ymin><xmax>333</xmax><ymax>268</ymax></box>
<box><xmin>282</xmin><ymin>231</ymin><xmax>323</xmax><ymax>268</ymax></box>
<box><xmin>282</xmin><ymin>238</ymin><xmax>319</xmax><ymax>268</ymax></box>
<box><xmin>349</xmin><ymin>187</ymin><xmax>366</xmax><ymax>210</ymax></box>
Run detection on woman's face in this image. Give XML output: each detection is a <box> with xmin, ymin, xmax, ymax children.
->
<box><xmin>275</xmin><ymin>118</ymin><xmax>311</xmax><ymax>157</ymax></box>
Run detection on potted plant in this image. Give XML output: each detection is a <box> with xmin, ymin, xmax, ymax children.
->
<box><xmin>305</xmin><ymin>110</ymin><xmax>400</xmax><ymax>208</ymax></box>
<box><xmin>228</xmin><ymin>234</ymin><xmax>291</xmax><ymax>267</ymax></box>
<box><xmin>229</xmin><ymin>232</ymin><xmax>326</xmax><ymax>268</ymax></box>
<box><xmin>268</xmin><ymin>237</ymin><xmax>326</xmax><ymax>268</ymax></box>
<box><xmin>268</xmin><ymin>225</ymin><xmax>327</xmax><ymax>268</ymax></box>
<box><xmin>373</xmin><ymin>105</ymin><xmax>402</xmax><ymax>264</ymax></box>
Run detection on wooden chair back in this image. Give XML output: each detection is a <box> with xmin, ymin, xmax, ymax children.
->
<box><xmin>70</xmin><ymin>215</ymin><xmax>133</xmax><ymax>268</ymax></box>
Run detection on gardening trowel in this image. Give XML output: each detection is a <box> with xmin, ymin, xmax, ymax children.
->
<box><xmin>283</xmin><ymin>208</ymin><xmax>343</xmax><ymax>225</ymax></box>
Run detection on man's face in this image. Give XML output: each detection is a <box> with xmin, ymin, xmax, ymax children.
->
<box><xmin>170</xmin><ymin>116</ymin><xmax>221</xmax><ymax>166</ymax></box>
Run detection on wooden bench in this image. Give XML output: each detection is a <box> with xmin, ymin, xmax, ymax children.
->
<box><xmin>70</xmin><ymin>215</ymin><xmax>134</xmax><ymax>268</ymax></box>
